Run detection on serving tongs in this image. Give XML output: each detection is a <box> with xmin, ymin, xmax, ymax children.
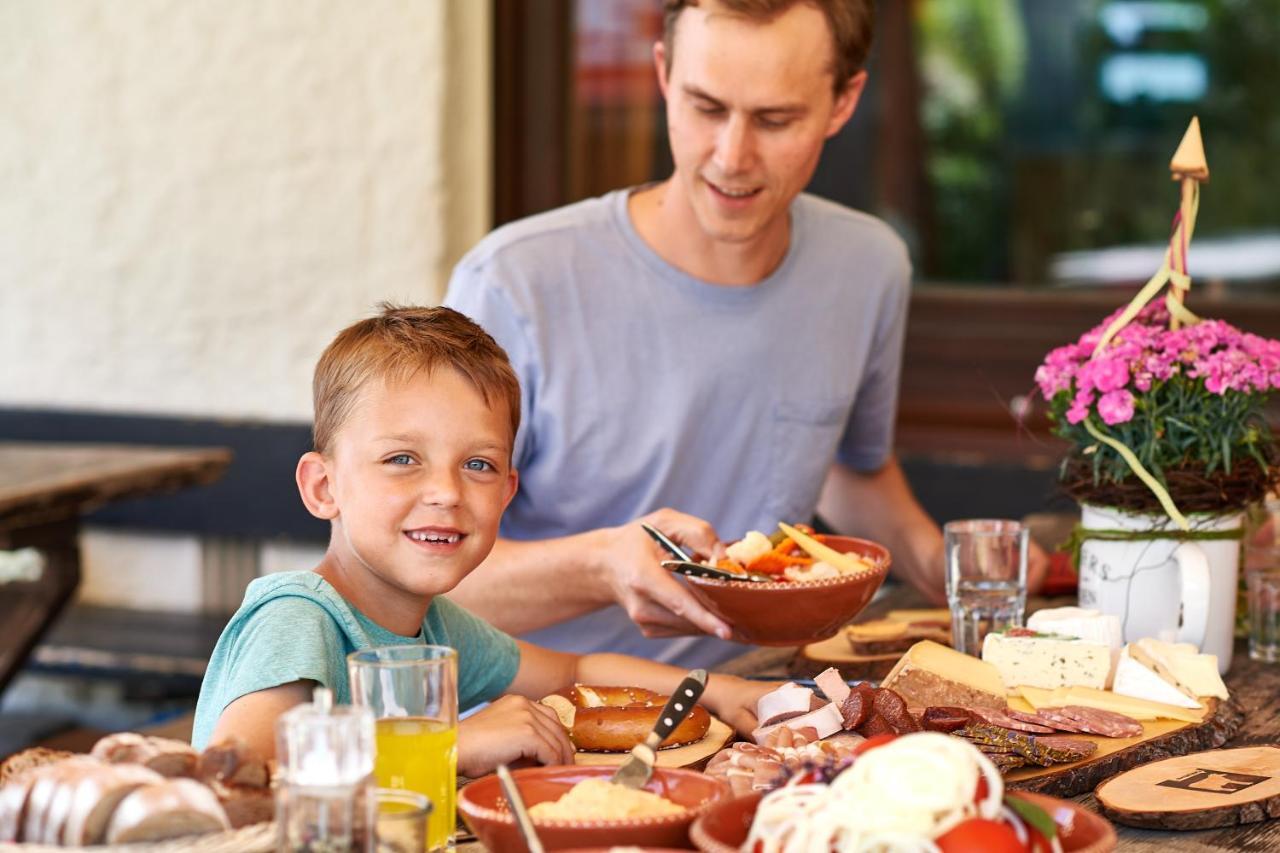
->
<box><xmin>641</xmin><ymin>522</ymin><xmax>772</xmax><ymax>583</ymax></box>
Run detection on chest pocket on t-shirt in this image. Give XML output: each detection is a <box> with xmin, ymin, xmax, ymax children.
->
<box><xmin>767</xmin><ymin>399</ymin><xmax>849</xmax><ymax>526</ymax></box>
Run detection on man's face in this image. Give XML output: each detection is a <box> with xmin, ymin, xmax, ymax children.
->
<box><xmin>324</xmin><ymin>368</ymin><xmax>517</xmax><ymax>600</ymax></box>
<box><xmin>658</xmin><ymin>2</ymin><xmax>864</xmax><ymax>247</ymax></box>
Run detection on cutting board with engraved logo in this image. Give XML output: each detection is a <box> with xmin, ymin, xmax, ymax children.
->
<box><xmin>1095</xmin><ymin>745</ymin><xmax>1280</xmax><ymax>830</ymax></box>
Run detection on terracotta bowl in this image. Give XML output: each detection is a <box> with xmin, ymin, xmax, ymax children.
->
<box><xmin>682</xmin><ymin>535</ymin><xmax>890</xmax><ymax>646</ymax></box>
<box><xmin>457</xmin><ymin>765</ymin><xmax>729</xmax><ymax>851</ymax></box>
<box><xmin>690</xmin><ymin>790</ymin><xmax>1117</xmax><ymax>853</ymax></box>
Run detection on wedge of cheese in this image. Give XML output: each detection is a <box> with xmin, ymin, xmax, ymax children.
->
<box><xmin>1026</xmin><ymin>607</ymin><xmax>1122</xmax><ymax>650</ymax></box>
<box><xmin>981</xmin><ymin>631</ymin><xmax>1111</xmax><ymax>690</ymax></box>
<box><xmin>1112</xmin><ymin>649</ymin><xmax>1202</xmax><ymax>710</ymax></box>
<box><xmin>1017</xmin><ymin>685</ymin><xmax>1071</xmax><ymax>711</ymax></box>
<box><xmin>1063</xmin><ymin>685</ymin><xmax>1204</xmax><ymax>724</ymax></box>
<box><xmin>1133</xmin><ymin>638</ymin><xmax>1229</xmax><ymax>700</ymax></box>
<box><xmin>881</xmin><ymin>640</ymin><xmax>1006</xmax><ymax>710</ymax></box>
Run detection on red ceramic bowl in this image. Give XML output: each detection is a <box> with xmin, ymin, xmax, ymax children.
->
<box><xmin>690</xmin><ymin>790</ymin><xmax>1117</xmax><ymax>853</ymax></box>
<box><xmin>458</xmin><ymin>765</ymin><xmax>729</xmax><ymax>851</ymax></box>
<box><xmin>682</xmin><ymin>535</ymin><xmax>890</xmax><ymax>646</ymax></box>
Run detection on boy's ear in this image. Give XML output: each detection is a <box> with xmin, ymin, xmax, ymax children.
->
<box><xmin>297</xmin><ymin>451</ymin><xmax>339</xmax><ymax>520</ymax></box>
<box><xmin>502</xmin><ymin>468</ymin><xmax>519</xmax><ymax>511</ymax></box>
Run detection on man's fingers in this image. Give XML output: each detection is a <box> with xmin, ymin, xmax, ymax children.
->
<box><xmin>642</xmin><ymin>571</ymin><xmax>732</xmax><ymax>639</ymax></box>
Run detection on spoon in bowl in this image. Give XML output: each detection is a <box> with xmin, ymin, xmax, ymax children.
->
<box><xmin>496</xmin><ymin>763</ymin><xmax>545</xmax><ymax>853</ymax></box>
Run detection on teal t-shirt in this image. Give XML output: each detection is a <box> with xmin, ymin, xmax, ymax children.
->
<box><xmin>191</xmin><ymin>571</ymin><xmax>520</xmax><ymax>748</ymax></box>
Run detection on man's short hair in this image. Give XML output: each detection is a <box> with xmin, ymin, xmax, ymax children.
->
<box><xmin>662</xmin><ymin>0</ymin><xmax>875</xmax><ymax>95</ymax></box>
<box><xmin>312</xmin><ymin>304</ymin><xmax>521</xmax><ymax>454</ymax></box>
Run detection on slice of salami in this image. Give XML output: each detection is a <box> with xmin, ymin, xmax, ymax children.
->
<box><xmin>921</xmin><ymin>707</ymin><xmax>976</xmax><ymax>733</ymax></box>
<box><xmin>1023</xmin><ymin>708</ymin><xmax>1091</xmax><ymax>734</ymax></box>
<box><xmin>1050</xmin><ymin>705</ymin><xmax>1144</xmax><ymax>738</ymax></box>
<box><xmin>839</xmin><ymin>683</ymin><xmax>876</xmax><ymax>730</ymax></box>
<box><xmin>858</xmin><ymin>712</ymin><xmax>895</xmax><ymax>738</ymax></box>
<box><xmin>871</xmin><ymin>688</ymin><xmax>920</xmax><ymax>733</ymax></box>
<box><xmin>1005</xmin><ymin>708</ymin><xmax>1070</xmax><ymax>730</ymax></box>
<box><xmin>969</xmin><ymin>707</ymin><xmax>1057</xmax><ymax>734</ymax></box>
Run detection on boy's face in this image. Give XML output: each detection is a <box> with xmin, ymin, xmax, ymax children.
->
<box><xmin>320</xmin><ymin>367</ymin><xmax>517</xmax><ymax>599</ymax></box>
<box><xmin>657</xmin><ymin>1</ymin><xmax>864</xmax><ymax>247</ymax></box>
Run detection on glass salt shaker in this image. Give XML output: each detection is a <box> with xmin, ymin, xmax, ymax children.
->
<box><xmin>276</xmin><ymin>687</ymin><xmax>377</xmax><ymax>853</ymax></box>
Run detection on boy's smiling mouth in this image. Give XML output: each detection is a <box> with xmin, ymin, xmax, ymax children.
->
<box><xmin>404</xmin><ymin>527</ymin><xmax>465</xmax><ymax>549</ymax></box>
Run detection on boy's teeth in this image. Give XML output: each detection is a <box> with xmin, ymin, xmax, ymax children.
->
<box><xmin>409</xmin><ymin>532</ymin><xmax>459</xmax><ymax>543</ymax></box>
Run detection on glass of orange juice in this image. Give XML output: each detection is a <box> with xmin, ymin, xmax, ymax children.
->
<box><xmin>348</xmin><ymin>645</ymin><xmax>457</xmax><ymax>852</ymax></box>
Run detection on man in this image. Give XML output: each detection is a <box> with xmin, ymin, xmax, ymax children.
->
<box><xmin>445</xmin><ymin>0</ymin><xmax>1045</xmax><ymax>667</ymax></box>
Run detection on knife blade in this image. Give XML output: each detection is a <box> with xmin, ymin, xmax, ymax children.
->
<box><xmin>609</xmin><ymin>669</ymin><xmax>708</xmax><ymax>790</ymax></box>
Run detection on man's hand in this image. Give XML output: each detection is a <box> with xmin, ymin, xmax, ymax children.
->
<box><xmin>1026</xmin><ymin>537</ymin><xmax>1051</xmax><ymax>596</ymax></box>
<box><xmin>913</xmin><ymin>528</ymin><xmax>1053</xmax><ymax>605</ymax></box>
<box><xmin>457</xmin><ymin>695</ymin><xmax>575</xmax><ymax>778</ymax></box>
<box><xmin>595</xmin><ymin>508</ymin><xmax>733</xmax><ymax>640</ymax></box>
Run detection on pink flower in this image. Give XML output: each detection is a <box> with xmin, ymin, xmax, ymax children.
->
<box><xmin>1097</xmin><ymin>389</ymin><xmax>1136</xmax><ymax>425</ymax></box>
<box><xmin>1066</xmin><ymin>390</ymin><xmax>1095</xmax><ymax>424</ymax></box>
<box><xmin>1077</xmin><ymin>357</ymin><xmax>1130</xmax><ymax>394</ymax></box>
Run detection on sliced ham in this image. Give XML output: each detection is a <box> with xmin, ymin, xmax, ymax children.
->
<box><xmin>756</xmin><ymin>682</ymin><xmax>815</xmax><ymax>728</ymax></box>
<box><xmin>752</xmin><ymin>702</ymin><xmax>844</xmax><ymax>745</ymax></box>
<box><xmin>813</xmin><ymin>668</ymin><xmax>852</xmax><ymax>706</ymax></box>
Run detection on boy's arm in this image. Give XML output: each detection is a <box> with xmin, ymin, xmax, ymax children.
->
<box><xmin>447</xmin><ymin>509</ymin><xmax>732</xmax><ymax>640</ymax></box>
<box><xmin>505</xmin><ymin>642</ymin><xmax>780</xmax><ymax>739</ymax></box>
<box><xmin>206</xmin><ymin>680</ymin><xmax>316</xmax><ymax>760</ymax></box>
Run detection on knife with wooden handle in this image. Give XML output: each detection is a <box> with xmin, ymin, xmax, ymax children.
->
<box><xmin>609</xmin><ymin>669</ymin><xmax>708</xmax><ymax>789</ymax></box>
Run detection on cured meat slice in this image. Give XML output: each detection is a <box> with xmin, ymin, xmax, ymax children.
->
<box><xmin>1045</xmin><ymin>705</ymin><xmax>1144</xmax><ymax>738</ymax></box>
<box><xmin>871</xmin><ymin>688</ymin><xmax>921</xmax><ymax>734</ymax></box>
<box><xmin>959</xmin><ymin>724</ymin><xmax>1098</xmax><ymax>767</ymax></box>
<box><xmin>984</xmin><ymin>752</ymin><xmax>1031</xmax><ymax>771</ymax></box>
<box><xmin>969</xmin><ymin>707</ymin><xmax>1056</xmax><ymax>734</ymax></box>
<box><xmin>921</xmin><ymin>707</ymin><xmax>976</xmax><ymax>733</ymax></box>
<box><xmin>839</xmin><ymin>683</ymin><xmax>876</xmax><ymax>730</ymax></box>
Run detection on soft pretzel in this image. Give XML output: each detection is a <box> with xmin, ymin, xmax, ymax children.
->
<box><xmin>540</xmin><ymin>685</ymin><xmax>712</xmax><ymax>752</ymax></box>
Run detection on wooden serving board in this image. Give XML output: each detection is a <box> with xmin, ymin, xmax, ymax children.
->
<box><xmin>790</xmin><ymin>633</ymin><xmax>901</xmax><ymax>681</ymax></box>
<box><xmin>1094</xmin><ymin>745</ymin><xmax>1280</xmax><ymax>831</ymax></box>
<box><xmin>572</xmin><ymin>717</ymin><xmax>734</xmax><ymax>771</ymax></box>
<box><xmin>1004</xmin><ymin>697</ymin><xmax>1244</xmax><ymax>799</ymax></box>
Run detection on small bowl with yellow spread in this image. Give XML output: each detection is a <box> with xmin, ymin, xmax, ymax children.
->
<box><xmin>458</xmin><ymin>765</ymin><xmax>728</xmax><ymax>850</ymax></box>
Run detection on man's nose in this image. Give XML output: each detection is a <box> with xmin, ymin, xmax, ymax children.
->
<box><xmin>713</xmin><ymin>114</ymin><xmax>755</xmax><ymax>175</ymax></box>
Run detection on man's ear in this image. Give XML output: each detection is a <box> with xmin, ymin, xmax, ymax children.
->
<box><xmin>653</xmin><ymin>40</ymin><xmax>670</xmax><ymax>99</ymax></box>
<box><xmin>297</xmin><ymin>451</ymin><xmax>339</xmax><ymax>520</ymax></box>
<box><xmin>825</xmin><ymin>70</ymin><xmax>868</xmax><ymax>138</ymax></box>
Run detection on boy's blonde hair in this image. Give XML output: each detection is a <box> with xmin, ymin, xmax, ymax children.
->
<box><xmin>312</xmin><ymin>304</ymin><xmax>521</xmax><ymax>455</ymax></box>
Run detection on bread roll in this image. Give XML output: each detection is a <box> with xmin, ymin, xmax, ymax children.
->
<box><xmin>105</xmin><ymin>778</ymin><xmax>230</xmax><ymax>844</ymax></box>
<box><xmin>61</xmin><ymin>763</ymin><xmax>164</xmax><ymax>845</ymax></box>
<box><xmin>91</xmin><ymin>733</ymin><xmax>198</xmax><ymax>778</ymax></box>
<box><xmin>0</xmin><ymin>747</ymin><xmax>73</xmax><ymax>785</ymax></box>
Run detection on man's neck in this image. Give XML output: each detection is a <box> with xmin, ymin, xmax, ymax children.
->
<box><xmin>314</xmin><ymin>544</ymin><xmax>429</xmax><ymax>638</ymax></box>
<box><xmin>628</xmin><ymin>180</ymin><xmax>790</xmax><ymax>286</ymax></box>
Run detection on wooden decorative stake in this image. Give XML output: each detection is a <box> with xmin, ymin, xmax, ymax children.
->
<box><xmin>1167</xmin><ymin>116</ymin><xmax>1209</xmax><ymax>329</ymax></box>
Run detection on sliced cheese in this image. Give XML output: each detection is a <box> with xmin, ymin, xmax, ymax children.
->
<box><xmin>1026</xmin><ymin>607</ymin><xmax>1122</xmax><ymax>650</ymax></box>
<box><xmin>1006</xmin><ymin>695</ymin><xmax>1036</xmax><ymax>714</ymax></box>
<box><xmin>1065</xmin><ymin>685</ymin><xmax>1204</xmax><ymax>724</ymax></box>
<box><xmin>1017</xmin><ymin>685</ymin><xmax>1071</xmax><ymax>711</ymax></box>
<box><xmin>981</xmin><ymin>631</ymin><xmax>1111</xmax><ymax>690</ymax></box>
<box><xmin>1113</xmin><ymin>651</ymin><xmax>1202</xmax><ymax>710</ymax></box>
<box><xmin>1134</xmin><ymin>638</ymin><xmax>1229</xmax><ymax>700</ymax></box>
<box><xmin>881</xmin><ymin>640</ymin><xmax>1007</xmax><ymax>710</ymax></box>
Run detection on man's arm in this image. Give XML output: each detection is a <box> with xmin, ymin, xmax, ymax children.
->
<box><xmin>817</xmin><ymin>456</ymin><xmax>947</xmax><ymax>604</ymax></box>
<box><xmin>447</xmin><ymin>508</ymin><xmax>733</xmax><ymax>639</ymax></box>
<box><xmin>817</xmin><ymin>457</ymin><xmax>1049</xmax><ymax>604</ymax></box>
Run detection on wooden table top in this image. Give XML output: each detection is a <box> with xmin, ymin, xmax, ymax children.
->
<box><xmin>459</xmin><ymin>582</ymin><xmax>1280</xmax><ymax>851</ymax></box>
<box><xmin>0</xmin><ymin>441</ymin><xmax>232</xmax><ymax>531</ymax></box>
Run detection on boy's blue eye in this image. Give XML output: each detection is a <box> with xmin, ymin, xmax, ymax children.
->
<box><xmin>386</xmin><ymin>454</ymin><xmax>414</xmax><ymax>466</ymax></box>
<box><xmin>464</xmin><ymin>458</ymin><xmax>495</xmax><ymax>473</ymax></box>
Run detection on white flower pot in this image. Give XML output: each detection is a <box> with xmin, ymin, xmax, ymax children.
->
<box><xmin>1077</xmin><ymin>503</ymin><xmax>1242</xmax><ymax>673</ymax></box>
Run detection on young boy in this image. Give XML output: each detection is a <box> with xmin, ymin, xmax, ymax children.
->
<box><xmin>192</xmin><ymin>305</ymin><xmax>775</xmax><ymax>777</ymax></box>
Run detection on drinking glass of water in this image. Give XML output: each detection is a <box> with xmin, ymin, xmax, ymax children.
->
<box><xmin>944</xmin><ymin>519</ymin><xmax>1029</xmax><ymax>655</ymax></box>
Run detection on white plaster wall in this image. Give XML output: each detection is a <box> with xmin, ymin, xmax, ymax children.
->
<box><xmin>0</xmin><ymin>0</ymin><xmax>492</xmax><ymax>423</ymax></box>
<box><xmin>0</xmin><ymin>1</ymin><xmax>492</xmax><ymax>611</ymax></box>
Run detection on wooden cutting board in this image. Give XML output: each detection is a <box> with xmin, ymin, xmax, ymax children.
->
<box><xmin>572</xmin><ymin>717</ymin><xmax>734</xmax><ymax>771</ymax></box>
<box><xmin>1004</xmin><ymin>697</ymin><xmax>1244</xmax><ymax>799</ymax></box>
<box><xmin>790</xmin><ymin>633</ymin><xmax>901</xmax><ymax>680</ymax></box>
<box><xmin>1095</xmin><ymin>745</ymin><xmax>1280</xmax><ymax>830</ymax></box>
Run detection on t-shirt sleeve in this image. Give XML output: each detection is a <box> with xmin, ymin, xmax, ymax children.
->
<box><xmin>215</xmin><ymin>597</ymin><xmax>347</xmax><ymax>714</ymax></box>
<box><xmin>443</xmin><ymin>260</ymin><xmax>540</xmax><ymax>470</ymax></box>
<box><xmin>428</xmin><ymin>596</ymin><xmax>520</xmax><ymax>712</ymax></box>
<box><xmin>836</xmin><ymin>245</ymin><xmax>912</xmax><ymax>472</ymax></box>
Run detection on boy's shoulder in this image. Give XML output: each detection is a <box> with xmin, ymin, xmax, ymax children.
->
<box><xmin>232</xmin><ymin>571</ymin><xmax>360</xmax><ymax>637</ymax></box>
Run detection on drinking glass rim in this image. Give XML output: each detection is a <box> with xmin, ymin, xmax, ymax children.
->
<box><xmin>943</xmin><ymin>519</ymin><xmax>1027</xmax><ymax>537</ymax></box>
<box><xmin>348</xmin><ymin>643</ymin><xmax>457</xmax><ymax>668</ymax></box>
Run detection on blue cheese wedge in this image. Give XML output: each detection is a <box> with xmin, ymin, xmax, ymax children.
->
<box><xmin>980</xmin><ymin>630</ymin><xmax>1111</xmax><ymax>691</ymax></box>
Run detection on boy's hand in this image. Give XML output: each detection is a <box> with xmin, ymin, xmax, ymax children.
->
<box><xmin>457</xmin><ymin>695</ymin><xmax>575</xmax><ymax>778</ymax></box>
<box><xmin>701</xmin><ymin>674</ymin><xmax>782</xmax><ymax>738</ymax></box>
<box><xmin>596</xmin><ymin>508</ymin><xmax>732</xmax><ymax>640</ymax></box>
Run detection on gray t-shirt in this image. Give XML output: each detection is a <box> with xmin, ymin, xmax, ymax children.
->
<box><xmin>444</xmin><ymin>188</ymin><xmax>910</xmax><ymax>667</ymax></box>
<box><xmin>192</xmin><ymin>571</ymin><xmax>519</xmax><ymax>748</ymax></box>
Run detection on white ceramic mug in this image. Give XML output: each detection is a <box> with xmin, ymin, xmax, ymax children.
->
<box><xmin>1076</xmin><ymin>503</ymin><xmax>1242</xmax><ymax>673</ymax></box>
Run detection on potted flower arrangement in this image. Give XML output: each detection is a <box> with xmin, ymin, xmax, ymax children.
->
<box><xmin>1032</xmin><ymin>119</ymin><xmax>1279</xmax><ymax>672</ymax></box>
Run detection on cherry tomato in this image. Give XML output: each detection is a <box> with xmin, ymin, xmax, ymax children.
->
<box><xmin>935</xmin><ymin>818</ymin><xmax>1026</xmax><ymax>853</ymax></box>
<box><xmin>851</xmin><ymin>733</ymin><xmax>897</xmax><ymax>756</ymax></box>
